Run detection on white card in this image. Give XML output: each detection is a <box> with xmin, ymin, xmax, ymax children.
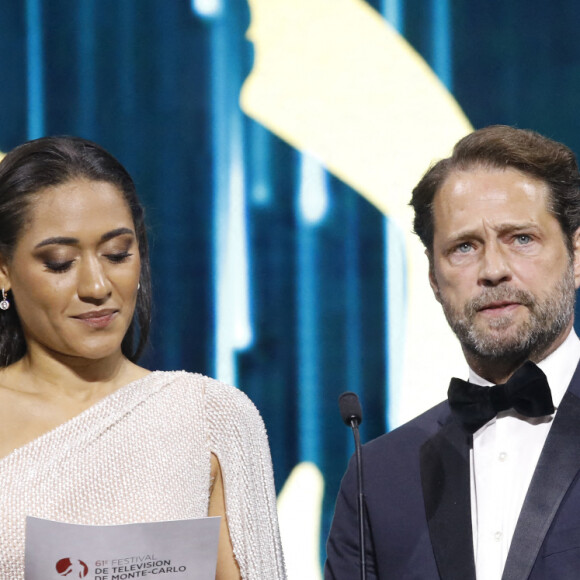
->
<box><xmin>25</xmin><ymin>516</ymin><xmax>221</xmax><ymax>580</ymax></box>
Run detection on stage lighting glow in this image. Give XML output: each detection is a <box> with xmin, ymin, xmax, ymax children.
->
<box><xmin>242</xmin><ymin>0</ymin><xmax>472</xmax><ymax>425</ymax></box>
<box><xmin>192</xmin><ymin>0</ymin><xmax>222</xmax><ymax>18</ymax></box>
<box><xmin>298</xmin><ymin>154</ymin><xmax>329</xmax><ymax>225</ymax></box>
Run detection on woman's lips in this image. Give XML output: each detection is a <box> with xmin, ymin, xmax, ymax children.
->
<box><xmin>72</xmin><ymin>310</ymin><xmax>118</xmax><ymax>329</ymax></box>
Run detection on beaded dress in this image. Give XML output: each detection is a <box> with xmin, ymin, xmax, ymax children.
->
<box><xmin>0</xmin><ymin>371</ymin><xmax>286</xmax><ymax>579</ymax></box>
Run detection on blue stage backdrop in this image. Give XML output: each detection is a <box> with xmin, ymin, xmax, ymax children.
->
<box><xmin>2</xmin><ymin>0</ymin><xmax>580</xmax><ymax>576</ymax></box>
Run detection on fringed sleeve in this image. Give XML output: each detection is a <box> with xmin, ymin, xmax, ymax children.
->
<box><xmin>205</xmin><ymin>379</ymin><xmax>287</xmax><ymax>579</ymax></box>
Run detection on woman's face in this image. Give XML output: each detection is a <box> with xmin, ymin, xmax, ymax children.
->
<box><xmin>0</xmin><ymin>178</ymin><xmax>141</xmax><ymax>363</ymax></box>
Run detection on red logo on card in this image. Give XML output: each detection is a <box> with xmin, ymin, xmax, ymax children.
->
<box><xmin>55</xmin><ymin>558</ymin><xmax>89</xmax><ymax>577</ymax></box>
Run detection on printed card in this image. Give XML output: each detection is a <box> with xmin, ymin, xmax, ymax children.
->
<box><xmin>25</xmin><ymin>516</ymin><xmax>221</xmax><ymax>580</ymax></box>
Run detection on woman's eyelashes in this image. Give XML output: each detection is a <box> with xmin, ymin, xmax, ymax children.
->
<box><xmin>42</xmin><ymin>250</ymin><xmax>134</xmax><ymax>273</ymax></box>
<box><xmin>104</xmin><ymin>251</ymin><xmax>133</xmax><ymax>264</ymax></box>
<box><xmin>44</xmin><ymin>259</ymin><xmax>74</xmax><ymax>273</ymax></box>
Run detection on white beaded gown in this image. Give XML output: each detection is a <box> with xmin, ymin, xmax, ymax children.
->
<box><xmin>0</xmin><ymin>371</ymin><xmax>286</xmax><ymax>579</ymax></box>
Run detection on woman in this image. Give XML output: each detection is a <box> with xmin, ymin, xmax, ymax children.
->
<box><xmin>0</xmin><ymin>136</ymin><xmax>286</xmax><ymax>579</ymax></box>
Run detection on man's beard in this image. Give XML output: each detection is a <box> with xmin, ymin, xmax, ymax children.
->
<box><xmin>439</xmin><ymin>264</ymin><xmax>576</xmax><ymax>363</ymax></box>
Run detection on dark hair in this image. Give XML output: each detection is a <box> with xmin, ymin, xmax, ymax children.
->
<box><xmin>0</xmin><ymin>135</ymin><xmax>151</xmax><ymax>366</ymax></box>
<box><xmin>410</xmin><ymin>125</ymin><xmax>580</xmax><ymax>254</ymax></box>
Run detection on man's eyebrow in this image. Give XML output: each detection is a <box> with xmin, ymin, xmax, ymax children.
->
<box><xmin>34</xmin><ymin>227</ymin><xmax>135</xmax><ymax>249</ymax></box>
<box><xmin>447</xmin><ymin>222</ymin><xmax>539</xmax><ymax>240</ymax></box>
<box><xmin>498</xmin><ymin>222</ymin><xmax>540</xmax><ymax>232</ymax></box>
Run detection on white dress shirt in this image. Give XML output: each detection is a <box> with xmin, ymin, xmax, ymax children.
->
<box><xmin>469</xmin><ymin>329</ymin><xmax>580</xmax><ymax>580</ymax></box>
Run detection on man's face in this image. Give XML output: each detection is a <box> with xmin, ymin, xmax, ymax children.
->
<box><xmin>429</xmin><ymin>166</ymin><xmax>580</xmax><ymax>364</ymax></box>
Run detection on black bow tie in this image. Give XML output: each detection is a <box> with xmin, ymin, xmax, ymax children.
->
<box><xmin>448</xmin><ymin>360</ymin><xmax>555</xmax><ymax>433</ymax></box>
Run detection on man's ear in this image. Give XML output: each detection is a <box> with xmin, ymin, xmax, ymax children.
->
<box><xmin>573</xmin><ymin>227</ymin><xmax>580</xmax><ymax>289</ymax></box>
<box><xmin>427</xmin><ymin>250</ymin><xmax>441</xmax><ymax>303</ymax></box>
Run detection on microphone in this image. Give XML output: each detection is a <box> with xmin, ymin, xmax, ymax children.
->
<box><xmin>338</xmin><ymin>392</ymin><xmax>366</xmax><ymax>580</ymax></box>
<box><xmin>339</xmin><ymin>391</ymin><xmax>363</xmax><ymax>428</ymax></box>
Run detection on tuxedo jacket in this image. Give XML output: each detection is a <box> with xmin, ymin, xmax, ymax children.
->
<box><xmin>325</xmin><ymin>362</ymin><xmax>580</xmax><ymax>579</ymax></box>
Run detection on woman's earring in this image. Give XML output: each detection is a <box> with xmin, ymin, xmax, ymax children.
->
<box><xmin>0</xmin><ymin>288</ymin><xmax>10</xmax><ymax>311</ymax></box>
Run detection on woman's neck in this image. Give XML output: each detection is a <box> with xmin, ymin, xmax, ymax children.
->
<box><xmin>0</xmin><ymin>349</ymin><xmax>148</xmax><ymax>404</ymax></box>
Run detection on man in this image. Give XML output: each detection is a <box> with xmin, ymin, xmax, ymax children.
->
<box><xmin>325</xmin><ymin>125</ymin><xmax>580</xmax><ymax>579</ymax></box>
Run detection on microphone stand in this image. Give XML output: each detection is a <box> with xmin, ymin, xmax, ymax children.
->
<box><xmin>339</xmin><ymin>392</ymin><xmax>367</xmax><ymax>580</ymax></box>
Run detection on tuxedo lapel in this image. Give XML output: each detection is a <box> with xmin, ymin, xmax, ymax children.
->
<box><xmin>420</xmin><ymin>416</ymin><xmax>476</xmax><ymax>580</ymax></box>
<box><xmin>502</xmin><ymin>388</ymin><xmax>580</xmax><ymax>580</ymax></box>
